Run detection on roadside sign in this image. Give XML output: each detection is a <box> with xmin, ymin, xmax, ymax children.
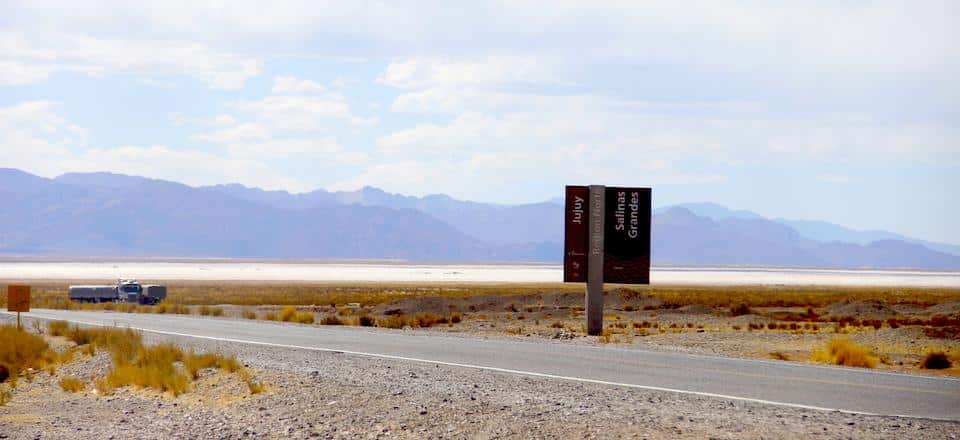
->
<box><xmin>563</xmin><ymin>186</ymin><xmax>589</xmax><ymax>282</ymax></box>
<box><xmin>564</xmin><ymin>186</ymin><xmax>651</xmax><ymax>284</ymax></box>
<box><xmin>564</xmin><ymin>185</ymin><xmax>651</xmax><ymax>335</ymax></box>
<box><xmin>603</xmin><ymin>187</ymin><xmax>651</xmax><ymax>284</ymax></box>
<box><xmin>7</xmin><ymin>285</ymin><xmax>30</xmax><ymax>312</ymax></box>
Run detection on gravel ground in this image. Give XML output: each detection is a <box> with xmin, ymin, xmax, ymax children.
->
<box><xmin>2</xmin><ymin>315</ymin><xmax>959</xmax><ymax>439</ymax></box>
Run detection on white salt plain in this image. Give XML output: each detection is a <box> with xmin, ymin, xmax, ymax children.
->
<box><xmin>0</xmin><ymin>261</ymin><xmax>958</xmax><ymax>287</ymax></box>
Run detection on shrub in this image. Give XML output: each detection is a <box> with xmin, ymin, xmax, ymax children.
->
<box><xmin>410</xmin><ymin>313</ymin><xmax>446</xmax><ymax>328</ymax></box>
<box><xmin>450</xmin><ymin>312</ymin><xmax>462</xmax><ymax>323</ymax></box>
<box><xmin>0</xmin><ymin>325</ymin><xmax>51</xmax><ymax>385</ymax></box>
<box><xmin>199</xmin><ymin>305</ymin><xmax>212</xmax><ymax>316</ymax></box>
<box><xmin>377</xmin><ymin>315</ymin><xmax>408</xmax><ymax>329</ymax></box>
<box><xmin>729</xmin><ymin>303</ymin><xmax>751</xmax><ymax>317</ymax></box>
<box><xmin>769</xmin><ymin>351</ymin><xmax>790</xmax><ymax>361</ymax></box>
<box><xmin>320</xmin><ymin>315</ymin><xmax>344</xmax><ymax>325</ymax></box>
<box><xmin>184</xmin><ymin>352</ymin><xmax>241</xmax><ymax>379</ymax></box>
<box><xmin>48</xmin><ymin>320</ymin><xmax>70</xmax><ymax>337</ymax></box>
<box><xmin>279</xmin><ymin>306</ymin><xmax>298</xmax><ymax>322</ymax></box>
<box><xmin>919</xmin><ymin>351</ymin><xmax>952</xmax><ymax>370</ymax></box>
<box><xmin>59</xmin><ymin>377</ymin><xmax>86</xmax><ymax>392</ymax></box>
<box><xmin>241</xmin><ymin>310</ymin><xmax>257</xmax><ymax>320</ymax></box>
<box><xmin>810</xmin><ymin>338</ymin><xmax>877</xmax><ymax>368</ymax></box>
<box><xmin>358</xmin><ymin>315</ymin><xmax>376</xmax><ymax>327</ymax></box>
<box><xmin>264</xmin><ymin>312</ymin><xmax>278</xmax><ymax>321</ymax></box>
<box><xmin>295</xmin><ymin>312</ymin><xmax>315</xmax><ymax>324</ymax></box>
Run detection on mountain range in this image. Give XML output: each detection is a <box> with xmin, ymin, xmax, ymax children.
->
<box><xmin>1</xmin><ymin>168</ymin><xmax>958</xmax><ymax>269</ymax></box>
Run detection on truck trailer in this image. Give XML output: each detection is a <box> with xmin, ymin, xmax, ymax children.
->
<box><xmin>68</xmin><ymin>279</ymin><xmax>166</xmax><ymax>305</ymax></box>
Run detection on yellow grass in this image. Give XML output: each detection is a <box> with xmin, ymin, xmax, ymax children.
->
<box><xmin>6</xmin><ymin>282</ymin><xmax>958</xmax><ymax>310</ymax></box>
<box><xmin>810</xmin><ymin>338</ymin><xmax>877</xmax><ymax>368</ymax></box>
<box><xmin>59</xmin><ymin>376</ymin><xmax>86</xmax><ymax>392</ymax></box>
<box><xmin>0</xmin><ymin>325</ymin><xmax>51</xmax><ymax>386</ymax></box>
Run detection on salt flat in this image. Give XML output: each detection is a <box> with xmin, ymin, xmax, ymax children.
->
<box><xmin>0</xmin><ymin>261</ymin><xmax>958</xmax><ymax>287</ymax></box>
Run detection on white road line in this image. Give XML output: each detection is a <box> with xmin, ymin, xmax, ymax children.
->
<box><xmin>21</xmin><ymin>312</ymin><xmax>926</xmax><ymax>420</ymax></box>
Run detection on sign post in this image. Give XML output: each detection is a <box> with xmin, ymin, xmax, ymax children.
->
<box><xmin>564</xmin><ymin>185</ymin><xmax>651</xmax><ymax>336</ymax></box>
<box><xmin>7</xmin><ymin>285</ymin><xmax>31</xmax><ymax>331</ymax></box>
<box><xmin>586</xmin><ymin>185</ymin><xmax>606</xmax><ymax>335</ymax></box>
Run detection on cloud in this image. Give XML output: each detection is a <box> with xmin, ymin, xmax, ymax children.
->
<box><xmin>272</xmin><ymin>75</ymin><xmax>326</xmax><ymax>94</ymax></box>
<box><xmin>191</xmin><ymin>123</ymin><xmax>271</xmax><ymax>144</ymax></box>
<box><xmin>229</xmin><ymin>95</ymin><xmax>353</xmax><ymax>131</ymax></box>
<box><xmin>377</xmin><ymin>56</ymin><xmax>555</xmax><ymax>89</ymax></box>
<box><xmin>0</xmin><ymin>31</ymin><xmax>261</xmax><ymax>89</ymax></box>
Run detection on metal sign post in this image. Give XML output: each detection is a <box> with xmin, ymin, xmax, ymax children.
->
<box><xmin>7</xmin><ymin>285</ymin><xmax>31</xmax><ymax>331</ymax></box>
<box><xmin>565</xmin><ymin>185</ymin><xmax>651</xmax><ymax>336</ymax></box>
<box><xmin>586</xmin><ymin>185</ymin><xmax>606</xmax><ymax>335</ymax></box>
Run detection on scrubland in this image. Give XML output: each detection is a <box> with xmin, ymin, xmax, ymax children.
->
<box><xmin>3</xmin><ymin>281</ymin><xmax>959</xmax><ymax>375</ymax></box>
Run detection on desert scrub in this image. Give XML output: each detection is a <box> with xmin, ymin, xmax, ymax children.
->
<box><xmin>919</xmin><ymin>351</ymin><xmax>952</xmax><ymax>370</ymax></box>
<box><xmin>241</xmin><ymin>310</ymin><xmax>257</xmax><ymax>320</ymax></box>
<box><xmin>810</xmin><ymin>338</ymin><xmax>877</xmax><ymax>368</ymax></box>
<box><xmin>59</xmin><ymin>376</ymin><xmax>86</xmax><ymax>392</ymax></box>
<box><xmin>0</xmin><ymin>325</ymin><xmax>52</xmax><ymax>385</ymax></box>
<box><xmin>377</xmin><ymin>314</ymin><xmax>408</xmax><ymax>329</ymax></box>
<box><xmin>320</xmin><ymin>315</ymin><xmax>344</xmax><ymax>325</ymax></box>
<box><xmin>358</xmin><ymin>315</ymin><xmax>376</xmax><ymax>327</ymax></box>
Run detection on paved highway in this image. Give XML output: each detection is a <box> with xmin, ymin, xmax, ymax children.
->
<box><xmin>11</xmin><ymin>309</ymin><xmax>960</xmax><ymax>421</ymax></box>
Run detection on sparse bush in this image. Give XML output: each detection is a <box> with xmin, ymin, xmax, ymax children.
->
<box><xmin>729</xmin><ymin>303</ymin><xmax>751</xmax><ymax>317</ymax></box>
<box><xmin>450</xmin><ymin>312</ymin><xmax>462</xmax><ymax>323</ymax></box>
<box><xmin>264</xmin><ymin>312</ymin><xmax>278</xmax><ymax>321</ymax></box>
<box><xmin>810</xmin><ymin>338</ymin><xmax>877</xmax><ymax>368</ymax></box>
<box><xmin>550</xmin><ymin>321</ymin><xmax>565</xmax><ymax>329</ymax></box>
<box><xmin>623</xmin><ymin>304</ymin><xmax>636</xmax><ymax>312</ymax></box>
<box><xmin>410</xmin><ymin>313</ymin><xmax>446</xmax><ymax>328</ymax></box>
<box><xmin>241</xmin><ymin>310</ymin><xmax>257</xmax><ymax>320</ymax></box>
<box><xmin>377</xmin><ymin>315</ymin><xmax>408</xmax><ymax>329</ymax></box>
<box><xmin>358</xmin><ymin>315</ymin><xmax>376</xmax><ymax>327</ymax></box>
<box><xmin>919</xmin><ymin>351</ymin><xmax>952</xmax><ymax>370</ymax></box>
<box><xmin>279</xmin><ymin>306</ymin><xmax>298</xmax><ymax>322</ymax></box>
<box><xmin>0</xmin><ymin>325</ymin><xmax>51</xmax><ymax>385</ymax></box>
<box><xmin>59</xmin><ymin>377</ymin><xmax>85</xmax><ymax>392</ymax></box>
<box><xmin>320</xmin><ymin>315</ymin><xmax>344</xmax><ymax>325</ymax></box>
<box><xmin>769</xmin><ymin>351</ymin><xmax>790</xmax><ymax>361</ymax></box>
<box><xmin>48</xmin><ymin>320</ymin><xmax>70</xmax><ymax>337</ymax></box>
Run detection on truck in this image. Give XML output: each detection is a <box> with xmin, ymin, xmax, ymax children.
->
<box><xmin>68</xmin><ymin>279</ymin><xmax>167</xmax><ymax>305</ymax></box>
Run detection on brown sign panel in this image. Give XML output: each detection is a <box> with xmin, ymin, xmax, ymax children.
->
<box><xmin>563</xmin><ymin>186</ymin><xmax>589</xmax><ymax>282</ymax></box>
<box><xmin>603</xmin><ymin>187</ymin><xmax>651</xmax><ymax>284</ymax></box>
<box><xmin>7</xmin><ymin>285</ymin><xmax>30</xmax><ymax>312</ymax></box>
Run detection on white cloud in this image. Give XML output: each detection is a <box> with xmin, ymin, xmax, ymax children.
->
<box><xmin>272</xmin><ymin>75</ymin><xmax>326</xmax><ymax>94</ymax></box>
<box><xmin>229</xmin><ymin>95</ymin><xmax>352</xmax><ymax>131</ymax></box>
<box><xmin>377</xmin><ymin>56</ymin><xmax>555</xmax><ymax>89</ymax></box>
<box><xmin>0</xmin><ymin>31</ymin><xmax>261</xmax><ymax>89</ymax></box>
<box><xmin>191</xmin><ymin>123</ymin><xmax>271</xmax><ymax>144</ymax></box>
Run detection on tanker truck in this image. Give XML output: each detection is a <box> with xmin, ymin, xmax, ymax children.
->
<box><xmin>68</xmin><ymin>279</ymin><xmax>166</xmax><ymax>305</ymax></box>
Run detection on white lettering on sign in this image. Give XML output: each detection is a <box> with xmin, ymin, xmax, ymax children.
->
<box><xmin>628</xmin><ymin>191</ymin><xmax>640</xmax><ymax>239</ymax></box>
<box><xmin>614</xmin><ymin>191</ymin><xmax>626</xmax><ymax>232</ymax></box>
<box><xmin>572</xmin><ymin>195</ymin><xmax>584</xmax><ymax>225</ymax></box>
<box><xmin>591</xmin><ymin>189</ymin><xmax>603</xmax><ymax>256</ymax></box>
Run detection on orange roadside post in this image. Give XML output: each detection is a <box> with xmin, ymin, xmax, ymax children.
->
<box><xmin>7</xmin><ymin>285</ymin><xmax>31</xmax><ymax>330</ymax></box>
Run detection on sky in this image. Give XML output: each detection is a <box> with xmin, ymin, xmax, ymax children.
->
<box><xmin>1</xmin><ymin>1</ymin><xmax>958</xmax><ymax>244</ymax></box>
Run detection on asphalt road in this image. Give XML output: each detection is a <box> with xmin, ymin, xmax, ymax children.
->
<box><xmin>12</xmin><ymin>309</ymin><xmax>960</xmax><ymax>421</ymax></box>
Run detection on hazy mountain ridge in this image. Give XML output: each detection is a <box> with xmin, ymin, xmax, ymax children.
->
<box><xmin>1</xmin><ymin>168</ymin><xmax>958</xmax><ymax>269</ymax></box>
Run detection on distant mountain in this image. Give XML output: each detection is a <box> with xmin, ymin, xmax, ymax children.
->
<box><xmin>655</xmin><ymin>202</ymin><xmax>764</xmax><ymax>221</ymax></box>
<box><xmin>653</xmin><ymin>207</ymin><xmax>960</xmax><ymax>269</ymax></box>
<box><xmin>202</xmin><ymin>184</ymin><xmax>563</xmax><ymax>245</ymax></box>
<box><xmin>777</xmin><ymin>218</ymin><xmax>960</xmax><ymax>257</ymax></box>
<box><xmin>1</xmin><ymin>168</ymin><xmax>958</xmax><ymax>269</ymax></box>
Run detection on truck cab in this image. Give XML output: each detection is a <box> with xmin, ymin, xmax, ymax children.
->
<box><xmin>118</xmin><ymin>279</ymin><xmax>143</xmax><ymax>303</ymax></box>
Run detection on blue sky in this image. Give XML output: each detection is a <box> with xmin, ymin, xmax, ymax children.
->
<box><xmin>1</xmin><ymin>1</ymin><xmax>958</xmax><ymax>244</ymax></box>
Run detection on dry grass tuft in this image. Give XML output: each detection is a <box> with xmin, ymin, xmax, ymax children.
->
<box><xmin>241</xmin><ymin>310</ymin><xmax>257</xmax><ymax>320</ymax></box>
<box><xmin>919</xmin><ymin>351</ymin><xmax>952</xmax><ymax>370</ymax></box>
<box><xmin>0</xmin><ymin>325</ymin><xmax>51</xmax><ymax>386</ymax></box>
<box><xmin>59</xmin><ymin>376</ymin><xmax>86</xmax><ymax>392</ymax></box>
<box><xmin>377</xmin><ymin>315</ymin><xmax>407</xmax><ymax>329</ymax></box>
<box><xmin>358</xmin><ymin>315</ymin><xmax>376</xmax><ymax>327</ymax></box>
<box><xmin>768</xmin><ymin>351</ymin><xmax>790</xmax><ymax>361</ymax></box>
<box><xmin>810</xmin><ymin>338</ymin><xmax>877</xmax><ymax>368</ymax></box>
<box><xmin>320</xmin><ymin>315</ymin><xmax>344</xmax><ymax>325</ymax></box>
